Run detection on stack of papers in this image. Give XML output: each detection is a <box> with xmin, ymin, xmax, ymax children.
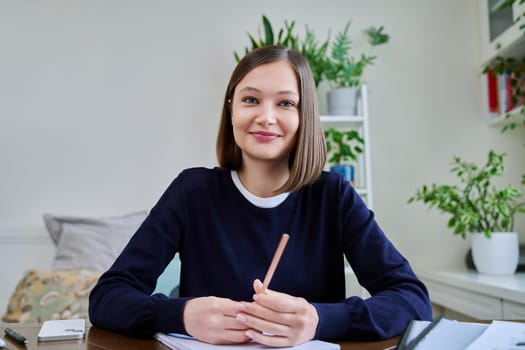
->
<box><xmin>398</xmin><ymin>316</ymin><xmax>525</xmax><ymax>349</ymax></box>
<box><xmin>154</xmin><ymin>333</ymin><xmax>340</xmax><ymax>349</ymax></box>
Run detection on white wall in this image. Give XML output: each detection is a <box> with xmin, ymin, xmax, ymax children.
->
<box><xmin>1</xmin><ymin>0</ymin><xmax>524</xmax><ymax>296</ymax></box>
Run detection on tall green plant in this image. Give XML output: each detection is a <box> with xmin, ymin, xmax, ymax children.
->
<box><xmin>234</xmin><ymin>15</ymin><xmax>329</xmax><ymax>86</ymax></box>
<box><xmin>234</xmin><ymin>15</ymin><xmax>298</xmax><ymax>62</ymax></box>
<box><xmin>408</xmin><ymin>151</ymin><xmax>525</xmax><ymax>238</ymax></box>
<box><xmin>324</xmin><ymin>23</ymin><xmax>389</xmax><ymax>88</ymax></box>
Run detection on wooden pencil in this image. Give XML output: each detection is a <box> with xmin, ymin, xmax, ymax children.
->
<box><xmin>262</xmin><ymin>233</ymin><xmax>290</xmax><ymax>290</ymax></box>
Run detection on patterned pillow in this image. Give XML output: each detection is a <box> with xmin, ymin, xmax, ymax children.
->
<box><xmin>2</xmin><ymin>269</ymin><xmax>101</xmax><ymax>323</ymax></box>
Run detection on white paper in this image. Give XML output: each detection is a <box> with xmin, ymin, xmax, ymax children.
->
<box><xmin>404</xmin><ymin>320</ymin><xmax>430</xmax><ymax>344</ymax></box>
<box><xmin>465</xmin><ymin>320</ymin><xmax>525</xmax><ymax>350</ymax></box>
<box><xmin>403</xmin><ymin>319</ymin><xmax>487</xmax><ymax>350</ymax></box>
<box><xmin>37</xmin><ymin>319</ymin><xmax>86</xmax><ymax>341</ymax></box>
<box><xmin>154</xmin><ymin>333</ymin><xmax>340</xmax><ymax>350</ymax></box>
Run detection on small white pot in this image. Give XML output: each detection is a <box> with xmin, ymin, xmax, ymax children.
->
<box><xmin>471</xmin><ymin>232</ymin><xmax>519</xmax><ymax>275</ymax></box>
<box><xmin>327</xmin><ymin>87</ymin><xmax>358</xmax><ymax>115</ymax></box>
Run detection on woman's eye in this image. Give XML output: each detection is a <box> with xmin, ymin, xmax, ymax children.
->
<box><xmin>241</xmin><ymin>97</ymin><xmax>258</xmax><ymax>104</ymax></box>
<box><xmin>279</xmin><ymin>100</ymin><xmax>296</xmax><ymax>108</ymax></box>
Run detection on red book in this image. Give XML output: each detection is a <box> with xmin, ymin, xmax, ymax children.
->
<box><xmin>487</xmin><ymin>69</ymin><xmax>499</xmax><ymax>113</ymax></box>
<box><xmin>506</xmin><ymin>74</ymin><xmax>514</xmax><ymax>111</ymax></box>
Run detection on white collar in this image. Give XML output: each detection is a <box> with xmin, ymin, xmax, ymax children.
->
<box><xmin>230</xmin><ymin>170</ymin><xmax>289</xmax><ymax>208</ymax></box>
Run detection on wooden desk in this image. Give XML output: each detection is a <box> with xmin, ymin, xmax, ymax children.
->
<box><xmin>0</xmin><ymin>323</ymin><xmax>399</xmax><ymax>350</ymax></box>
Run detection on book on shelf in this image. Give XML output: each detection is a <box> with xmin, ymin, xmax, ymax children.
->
<box><xmin>486</xmin><ymin>68</ymin><xmax>499</xmax><ymax>115</ymax></box>
<box><xmin>486</xmin><ymin>68</ymin><xmax>522</xmax><ymax>119</ymax></box>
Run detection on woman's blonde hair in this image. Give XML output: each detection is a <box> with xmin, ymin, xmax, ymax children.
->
<box><xmin>216</xmin><ymin>46</ymin><xmax>326</xmax><ymax>193</ymax></box>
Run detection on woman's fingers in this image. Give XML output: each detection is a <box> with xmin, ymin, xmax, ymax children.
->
<box><xmin>183</xmin><ymin>296</ymin><xmax>251</xmax><ymax>344</ymax></box>
<box><xmin>236</xmin><ymin>281</ymin><xmax>320</xmax><ymax>347</ymax></box>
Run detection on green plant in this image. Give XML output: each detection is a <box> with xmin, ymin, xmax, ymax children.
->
<box><xmin>234</xmin><ymin>16</ymin><xmax>389</xmax><ymax>88</ymax></box>
<box><xmin>234</xmin><ymin>15</ymin><xmax>329</xmax><ymax>86</ymax></box>
<box><xmin>408</xmin><ymin>150</ymin><xmax>525</xmax><ymax>239</ymax></box>
<box><xmin>234</xmin><ymin>15</ymin><xmax>299</xmax><ymax>61</ymax></box>
<box><xmin>324</xmin><ymin>23</ymin><xmax>389</xmax><ymax>88</ymax></box>
<box><xmin>324</xmin><ymin>127</ymin><xmax>364</xmax><ymax>165</ymax></box>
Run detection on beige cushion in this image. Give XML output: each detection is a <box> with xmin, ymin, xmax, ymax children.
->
<box><xmin>2</xmin><ymin>269</ymin><xmax>101</xmax><ymax>323</ymax></box>
<box><xmin>44</xmin><ymin>211</ymin><xmax>147</xmax><ymax>271</ymax></box>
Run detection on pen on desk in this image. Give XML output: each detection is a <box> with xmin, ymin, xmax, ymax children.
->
<box><xmin>4</xmin><ymin>328</ymin><xmax>27</xmax><ymax>345</ymax></box>
<box><xmin>262</xmin><ymin>233</ymin><xmax>289</xmax><ymax>290</ymax></box>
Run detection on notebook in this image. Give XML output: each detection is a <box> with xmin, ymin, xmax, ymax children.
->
<box><xmin>37</xmin><ymin>319</ymin><xmax>86</xmax><ymax>341</ymax></box>
<box><xmin>154</xmin><ymin>333</ymin><xmax>340</xmax><ymax>350</ymax></box>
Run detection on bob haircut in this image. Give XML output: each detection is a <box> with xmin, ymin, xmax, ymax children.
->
<box><xmin>216</xmin><ymin>45</ymin><xmax>326</xmax><ymax>194</ymax></box>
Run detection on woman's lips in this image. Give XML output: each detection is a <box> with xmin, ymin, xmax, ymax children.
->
<box><xmin>250</xmin><ymin>131</ymin><xmax>281</xmax><ymax>142</ymax></box>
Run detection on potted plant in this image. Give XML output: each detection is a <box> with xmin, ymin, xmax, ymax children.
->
<box><xmin>324</xmin><ymin>23</ymin><xmax>389</xmax><ymax>116</ymax></box>
<box><xmin>408</xmin><ymin>150</ymin><xmax>525</xmax><ymax>275</ymax></box>
<box><xmin>324</xmin><ymin>127</ymin><xmax>364</xmax><ymax>185</ymax></box>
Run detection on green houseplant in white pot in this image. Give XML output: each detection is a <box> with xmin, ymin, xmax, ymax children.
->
<box><xmin>324</xmin><ymin>127</ymin><xmax>364</xmax><ymax>184</ymax></box>
<box><xmin>408</xmin><ymin>150</ymin><xmax>525</xmax><ymax>275</ymax></box>
<box><xmin>324</xmin><ymin>23</ymin><xmax>389</xmax><ymax>116</ymax></box>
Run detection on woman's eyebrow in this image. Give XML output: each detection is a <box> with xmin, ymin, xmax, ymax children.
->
<box><xmin>238</xmin><ymin>86</ymin><xmax>299</xmax><ymax>98</ymax></box>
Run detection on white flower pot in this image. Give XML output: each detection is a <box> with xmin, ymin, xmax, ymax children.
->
<box><xmin>327</xmin><ymin>87</ymin><xmax>358</xmax><ymax>116</ymax></box>
<box><xmin>471</xmin><ymin>232</ymin><xmax>519</xmax><ymax>275</ymax></box>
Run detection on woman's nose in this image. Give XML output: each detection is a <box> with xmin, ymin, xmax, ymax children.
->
<box><xmin>256</xmin><ymin>103</ymin><xmax>277</xmax><ymax>125</ymax></box>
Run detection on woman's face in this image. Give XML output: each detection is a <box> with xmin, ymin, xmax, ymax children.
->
<box><xmin>231</xmin><ymin>61</ymin><xmax>300</xmax><ymax>166</ymax></box>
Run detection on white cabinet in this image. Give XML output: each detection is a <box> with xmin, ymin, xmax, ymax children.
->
<box><xmin>320</xmin><ymin>85</ymin><xmax>373</xmax><ymax>209</ymax></box>
<box><xmin>478</xmin><ymin>0</ymin><xmax>525</xmax><ymax>65</ymax></box>
<box><xmin>418</xmin><ymin>269</ymin><xmax>525</xmax><ymax>320</ymax></box>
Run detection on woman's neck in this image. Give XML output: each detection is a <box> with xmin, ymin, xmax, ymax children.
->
<box><xmin>237</xmin><ymin>160</ymin><xmax>289</xmax><ymax>198</ymax></box>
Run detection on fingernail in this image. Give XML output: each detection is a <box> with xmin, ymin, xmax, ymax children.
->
<box><xmin>236</xmin><ymin>314</ymin><xmax>247</xmax><ymax>322</ymax></box>
<box><xmin>245</xmin><ymin>330</ymin><xmax>254</xmax><ymax>339</ymax></box>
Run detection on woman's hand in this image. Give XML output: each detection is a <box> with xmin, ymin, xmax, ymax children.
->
<box><xmin>183</xmin><ymin>296</ymin><xmax>251</xmax><ymax>345</ymax></box>
<box><xmin>236</xmin><ymin>279</ymin><xmax>319</xmax><ymax>347</ymax></box>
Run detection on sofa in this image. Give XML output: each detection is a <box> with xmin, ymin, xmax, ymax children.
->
<box><xmin>2</xmin><ymin>211</ymin><xmax>180</xmax><ymax>323</ymax></box>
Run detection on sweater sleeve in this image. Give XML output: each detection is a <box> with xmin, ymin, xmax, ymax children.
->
<box><xmin>313</xmin><ymin>182</ymin><xmax>432</xmax><ymax>341</ymax></box>
<box><xmin>89</xmin><ymin>177</ymin><xmax>191</xmax><ymax>338</ymax></box>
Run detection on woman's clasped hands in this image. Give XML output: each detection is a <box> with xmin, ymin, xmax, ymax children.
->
<box><xmin>238</xmin><ymin>279</ymin><xmax>320</xmax><ymax>347</ymax></box>
<box><xmin>184</xmin><ymin>279</ymin><xmax>319</xmax><ymax>347</ymax></box>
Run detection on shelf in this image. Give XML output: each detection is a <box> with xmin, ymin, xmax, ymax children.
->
<box><xmin>490</xmin><ymin>0</ymin><xmax>508</xmax><ymax>13</ymax></box>
<box><xmin>320</xmin><ymin>115</ymin><xmax>364</xmax><ymax>123</ymax></box>
<box><xmin>487</xmin><ymin>105</ymin><xmax>525</xmax><ymax>126</ymax></box>
<box><xmin>355</xmin><ymin>188</ymin><xmax>367</xmax><ymax>196</ymax></box>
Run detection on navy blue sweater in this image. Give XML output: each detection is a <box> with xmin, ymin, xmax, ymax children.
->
<box><xmin>89</xmin><ymin>167</ymin><xmax>431</xmax><ymax>341</ymax></box>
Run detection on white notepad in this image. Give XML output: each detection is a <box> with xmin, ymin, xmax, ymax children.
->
<box><xmin>37</xmin><ymin>319</ymin><xmax>86</xmax><ymax>341</ymax></box>
<box><xmin>154</xmin><ymin>333</ymin><xmax>340</xmax><ymax>350</ymax></box>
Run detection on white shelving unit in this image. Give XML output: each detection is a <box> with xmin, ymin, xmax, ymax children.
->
<box><xmin>320</xmin><ymin>85</ymin><xmax>373</xmax><ymax>209</ymax></box>
<box><xmin>478</xmin><ymin>0</ymin><xmax>525</xmax><ymax>125</ymax></box>
<box><xmin>320</xmin><ymin>85</ymin><xmax>372</xmax><ymax>299</ymax></box>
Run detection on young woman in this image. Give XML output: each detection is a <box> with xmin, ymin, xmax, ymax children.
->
<box><xmin>89</xmin><ymin>46</ymin><xmax>432</xmax><ymax>347</ymax></box>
